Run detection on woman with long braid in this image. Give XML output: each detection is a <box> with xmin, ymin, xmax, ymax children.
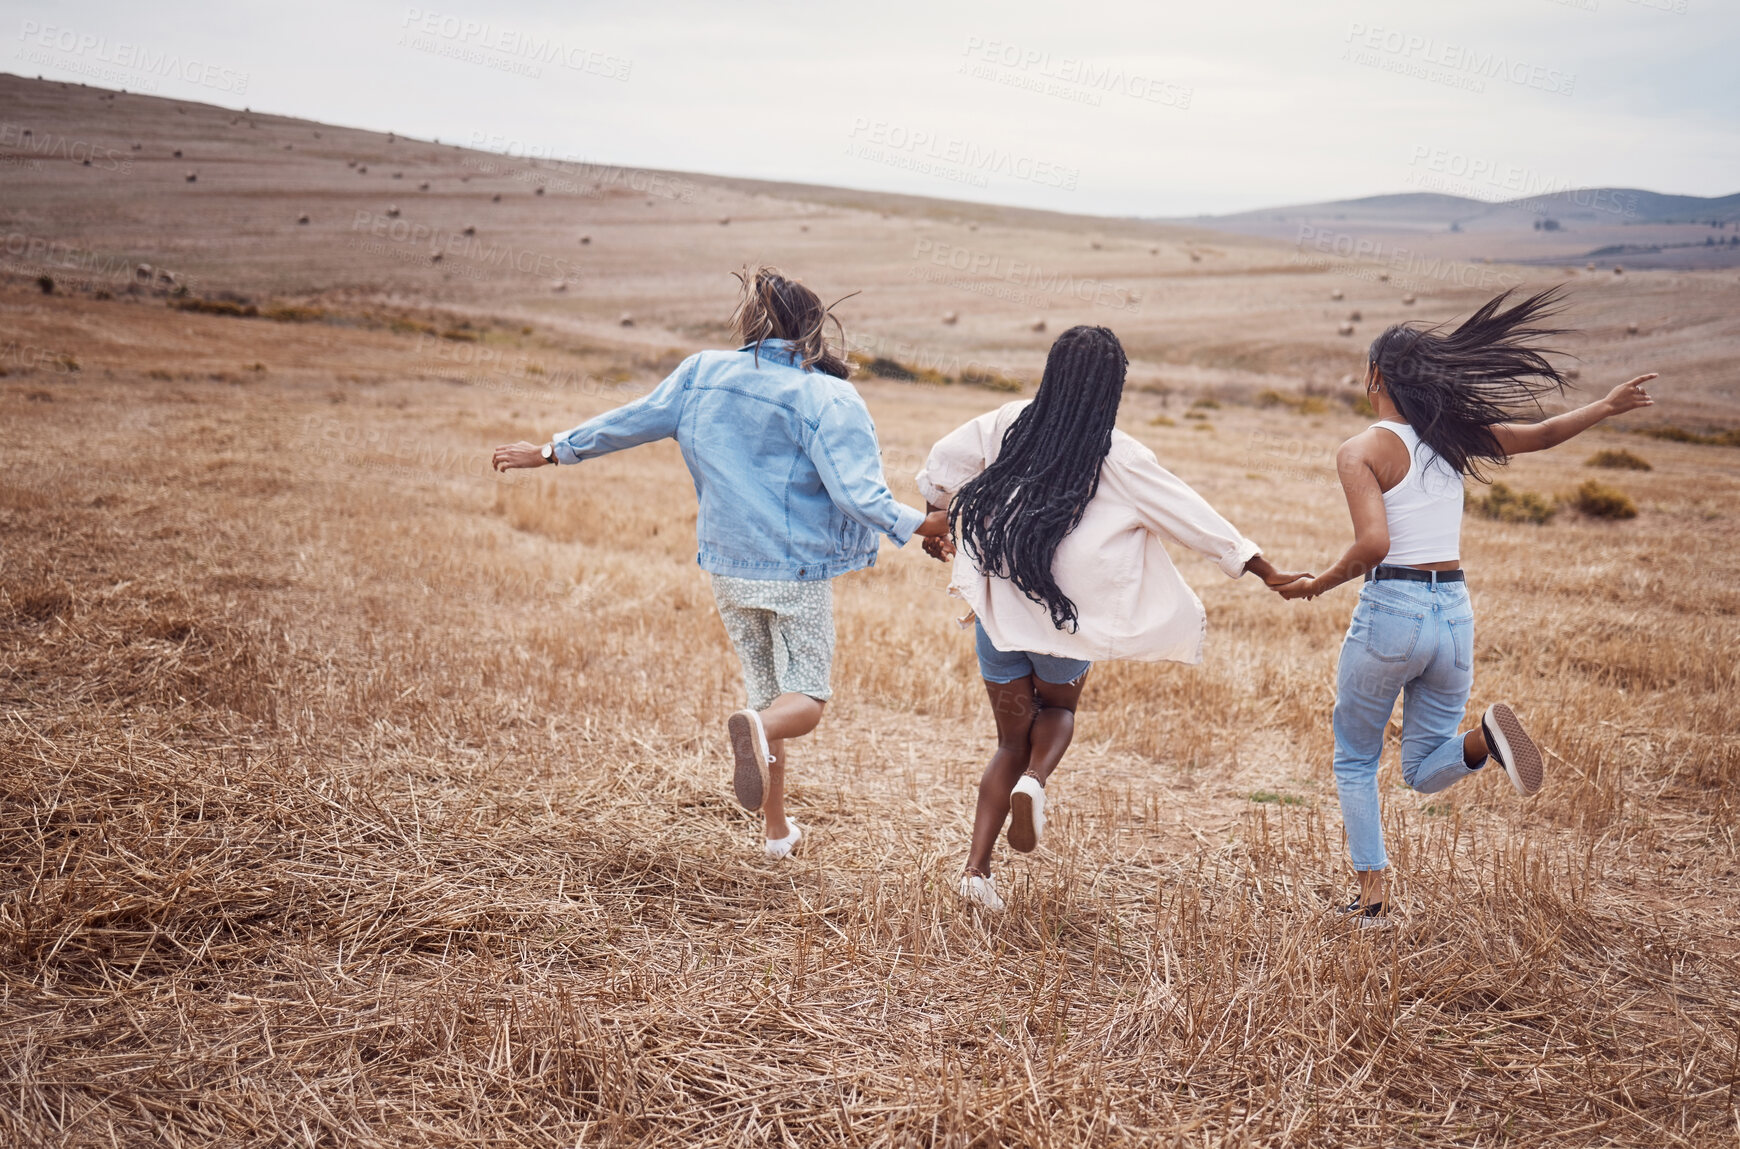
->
<box><xmin>918</xmin><ymin>326</ymin><xmax>1303</xmax><ymax>911</ymax></box>
<box><xmin>1280</xmin><ymin>288</ymin><xmax>1656</xmax><ymax>927</ymax></box>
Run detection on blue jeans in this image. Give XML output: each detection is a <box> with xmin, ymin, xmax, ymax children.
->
<box><xmin>1333</xmin><ymin>578</ymin><xmax>1482</xmax><ymax>872</ymax></box>
<box><xmin>974</xmin><ymin>621</ymin><xmax>1092</xmax><ymax>686</ymax></box>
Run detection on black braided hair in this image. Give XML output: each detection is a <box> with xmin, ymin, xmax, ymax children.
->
<box><xmin>951</xmin><ymin>325</ymin><xmax>1128</xmax><ymax>632</ymax></box>
<box><xmin>1368</xmin><ymin>287</ymin><xmax>1574</xmax><ymax>481</ymax></box>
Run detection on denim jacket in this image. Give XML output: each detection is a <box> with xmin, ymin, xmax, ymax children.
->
<box><xmin>551</xmin><ymin>340</ymin><xmax>925</xmax><ymax>580</ymax></box>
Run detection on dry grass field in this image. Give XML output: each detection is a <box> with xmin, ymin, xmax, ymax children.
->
<box><xmin>4</xmin><ymin>75</ymin><xmax>1740</xmax><ymax>1146</ymax></box>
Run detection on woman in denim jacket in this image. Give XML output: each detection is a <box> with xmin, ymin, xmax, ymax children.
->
<box><xmin>1280</xmin><ymin>288</ymin><xmax>1656</xmax><ymax>926</ymax></box>
<box><xmin>494</xmin><ymin>267</ymin><xmax>947</xmax><ymax>858</ymax></box>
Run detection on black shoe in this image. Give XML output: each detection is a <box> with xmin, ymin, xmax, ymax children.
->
<box><xmin>1337</xmin><ymin>899</ymin><xmax>1392</xmax><ymax>929</ymax></box>
<box><xmin>1482</xmin><ymin>703</ymin><xmax>1544</xmax><ymax>797</ymax></box>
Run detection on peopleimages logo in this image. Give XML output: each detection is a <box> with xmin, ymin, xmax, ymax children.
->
<box><xmin>14</xmin><ymin>20</ymin><xmax>251</xmax><ymax>94</ymax></box>
<box><xmin>399</xmin><ymin>8</ymin><xmax>632</xmax><ymax>80</ymax></box>
<box><xmin>845</xmin><ymin>118</ymin><xmax>1079</xmax><ymax>191</ymax></box>
<box><xmin>1342</xmin><ymin>22</ymin><xmax>1576</xmax><ymax>97</ymax></box>
<box><xmin>960</xmin><ymin>38</ymin><xmax>1192</xmax><ymax>110</ymax></box>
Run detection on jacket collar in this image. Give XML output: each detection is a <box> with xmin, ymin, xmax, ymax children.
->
<box><xmin>738</xmin><ymin>338</ymin><xmax>803</xmax><ymax>366</ymax></box>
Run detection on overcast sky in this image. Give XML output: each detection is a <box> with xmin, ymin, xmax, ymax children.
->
<box><xmin>10</xmin><ymin>0</ymin><xmax>1738</xmax><ymax>217</ymax></box>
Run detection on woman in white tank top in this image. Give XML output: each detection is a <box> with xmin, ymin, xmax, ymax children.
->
<box><xmin>1279</xmin><ymin>288</ymin><xmax>1658</xmax><ymax>926</ymax></box>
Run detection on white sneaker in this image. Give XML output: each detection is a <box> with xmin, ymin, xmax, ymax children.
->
<box><xmin>728</xmin><ymin>709</ymin><xmax>773</xmax><ymax>811</ymax></box>
<box><xmin>958</xmin><ymin>873</ymin><xmax>1005</xmax><ymax>912</ymax></box>
<box><xmin>765</xmin><ymin>819</ymin><xmax>802</xmax><ymax>860</ymax></box>
<box><xmin>1007</xmin><ymin>774</ymin><xmax>1046</xmax><ymax>853</ymax></box>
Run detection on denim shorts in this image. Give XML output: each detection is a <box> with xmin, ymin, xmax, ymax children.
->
<box><xmin>975</xmin><ymin>620</ymin><xmax>1092</xmax><ymax>686</ymax></box>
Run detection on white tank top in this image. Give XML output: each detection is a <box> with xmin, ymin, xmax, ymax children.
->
<box><xmin>1371</xmin><ymin>421</ymin><xmax>1462</xmax><ymax>566</ymax></box>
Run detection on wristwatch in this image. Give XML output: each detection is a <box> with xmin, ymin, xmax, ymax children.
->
<box><xmin>540</xmin><ymin>443</ymin><xmax>557</xmax><ymax>465</ymax></box>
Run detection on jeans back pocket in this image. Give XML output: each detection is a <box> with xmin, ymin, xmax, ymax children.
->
<box><xmin>1354</xmin><ymin>601</ymin><xmax>1424</xmax><ymax>663</ymax></box>
<box><xmin>1448</xmin><ymin>615</ymin><xmax>1475</xmax><ymax>671</ymax></box>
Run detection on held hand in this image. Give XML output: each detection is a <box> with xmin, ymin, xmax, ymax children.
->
<box><xmin>1244</xmin><ymin>554</ymin><xmax>1307</xmax><ymax>589</ymax></box>
<box><xmin>492</xmin><ymin>441</ymin><xmax>548</xmax><ymax>472</ymax></box>
<box><xmin>914</xmin><ymin>509</ymin><xmax>951</xmax><ymax>538</ymax></box>
<box><xmin>1602</xmin><ymin>373</ymin><xmax>1657</xmax><ymax>417</ymax></box>
<box><xmin>1278</xmin><ymin>576</ymin><xmax>1323</xmax><ymax>601</ymax></box>
<box><xmin>922</xmin><ymin>534</ymin><xmax>956</xmax><ymax>562</ymax></box>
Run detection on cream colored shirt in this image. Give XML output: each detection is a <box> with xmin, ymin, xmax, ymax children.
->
<box><xmin>916</xmin><ymin>401</ymin><xmax>1260</xmax><ymax>665</ymax></box>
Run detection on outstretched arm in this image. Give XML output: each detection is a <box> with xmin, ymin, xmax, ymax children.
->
<box><xmin>1492</xmin><ymin>373</ymin><xmax>1656</xmax><ymax>456</ymax></box>
<box><xmin>1280</xmin><ymin>437</ymin><xmax>1391</xmax><ymax>600</ymax></box>
<box><xmin>493</xmin><ymin>356</ymin><xmax>696</xmax><ymax>471</ymax></box>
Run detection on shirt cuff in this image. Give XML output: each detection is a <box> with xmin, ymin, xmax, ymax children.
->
<box><xmin>915</xmin><ymin>469</ymin><xmax>950</xmax><ymax>509</ymax></box>
<box><xmin>551</xmin><ymin>437</ymin><xmax>580</xmax><ymax>465</ymax></box>
<box><xmin>887</xmin><ymin>503</ymin><xmax>927</xmax><ymax>546</ymax></box>
<box><xmin>1220</xmin><ymin>537</ymin><xmax>1262</xmax><ymax>579</ymax></box>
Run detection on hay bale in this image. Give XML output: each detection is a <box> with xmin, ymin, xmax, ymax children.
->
<box><xmin>619</xmin><ymin>313</ymin><xmax>635</xmax><ymax>327</ymax></box>
<box><xmin>385</xmin><ymin>205</ymin><xmax>400</xmax><ymax>217</ymax></box>
<box><xmin>358</xmin><ymin>165</ymin><xmax>367</xmax><ymax>174</ymax></box>
<box><xmin>173</xmin><ymin>149</ymin><xmax>182</xmax><ymax>157</ymax></box>
<box><xmin>1188</xmin><ymin>251</ymin><xmax>1201</xmax><ymax>262</ymax></box>
<box><xmin>462</xmin><ymin>226</ymin><xmax>476</xmax><ymax>236</ymax></box>
<box><xmin>430</xmin><ymin>252</ymin><xmax>443</xmax><ymax>263</ymax></box>
<box><xmin>1338</xmin><ymin>321</ymin><xmax>1355</xmax><ymax>336</ymax></box>
<box><xmin>1030</xmin><ymin>318</ymin><xmax>1046</xmax><ymax>333</ymax></box>
<box><xmin>1627</xmin><ymin>322</ymin><xmax>1639</xmax><ymax>335</ymax></box>
<box><xmin>297</xmin><ymin>213</ymin><xmax>310</xmax><ymax>225</ymax></box>
<box><xmin>418</xmin><ymin>181</ymin><xmax>430</xmax><ymax>191</ymax></box>
<box><xmin>1586</xmin><ymin>262</ymin><xmax>1597</xmax><ymax>271</ymax></box>
<box><xmin>1377</xmin><ymin>272</ymin><xmax>1390</xmax><ymax>282</ymax></box>
<box><xmin>1613</xmin><ymin>265</ymin><xmax>1624</xmax><ymax>275</ymax></box>
<box><xmin>578</xmin><ymin>235</ymin><xmax>590</xmax><ymax>244</ymax></box>
<box><xmin>1330</xmin><ymin>289</ymin><xmax>1344</xmax><ymax>300</ymax></box>
<box><xmin>135</xmin><ymin>264</ymin><xmax>153</xmax><ymax>280</ymax></box>
<box><xmin>492</xmin><ymin>194</ymin><xmax>501</xmax><ymax>202</ymax></box>
<box><xmin>1348</xmin><ymin>310</ymin><xmax>1362</xmax><ymax>322</ymax></box>
<box><xmin>535</xmin><ymin>186</ymin><xmax>545</xmax><ymax>196</ymax></box>
<box><xmin>185</xmin><ymin>171</ymin><xmax>197</xmax><ymax>182</ymax></box>
<box><xmin>941</xmin><ymin>312</ymin><xmax>958</xmax><ymax>325</ymax></box>
<box><xmin>719</xmin><ymin>217</ymin><xmax>730</xmax><ymax>225</ymax></box>
<box><xmin>551</xmin><ymin>281</ymin><xmax>566</xmax><ymax>292</ymax></box>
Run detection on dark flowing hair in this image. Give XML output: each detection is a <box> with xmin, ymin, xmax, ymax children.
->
<box><xmin>1368</xmin><ymin>287</ymin><xmax>1574</xmax><ymax>480</ymax></box>
<box><xmin>729</xmin><ymin>265</ymin><xmax>852</xmax><ymax>379</ymax></box>
<box><xmin>950</xmin><ymin>325</ymin><xmax>1128</xmax><ymax>633</ymax></box>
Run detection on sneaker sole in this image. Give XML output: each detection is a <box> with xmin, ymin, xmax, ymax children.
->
<box><xmin>1486</xmin><ymin>703</ymin><xmax>1543</xmax><ymax>797</ymax></box>
<box><xmin>1007</xmin><ymin>790</ymin><xmax>1038</xmax><ymax>853</ymax></box>
<box><xmin>727</xmin><ymin>711</ymin><xmax>767</xmax><ymax>812</ymax></box>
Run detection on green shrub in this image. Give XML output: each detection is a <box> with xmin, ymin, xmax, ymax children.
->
<box><xmin>866</xmin><ymin>356</ymin><xmax>916</xmax><ymax>381</ymax></box>
<box><xmin>1567</xmin><ymin>479</ymin><xmax>1637</xmax><ymax>519</ymax></box>
<box><xmin>171</xmin><ymin>298</ymin><xmax>257</xmax><ymax>318</ymax></box>
<box><xmin>1469</xmin><ymin>482</ymin><xmax>1557</xmax><ymax>524</ymax></box>
<box><xmin>1636</xmin><ymin>425</ymin><xmax>1740</xmax><ymax>447</ymax></box>
<box><xmin>958</xmin><ymin>367</ymin><xmax>1022</xmax><ymax>392</ymax></box>
<box><xmin>1586</xmin><ymin>448</ymin><xmax>1651</xmax><ymax>471</ymax></box>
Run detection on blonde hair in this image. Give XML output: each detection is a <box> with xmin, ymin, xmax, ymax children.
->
<box><xmin>729</xmin><ymin>266</ymin><xmax>851</xmax><ymax>379</ymax></box>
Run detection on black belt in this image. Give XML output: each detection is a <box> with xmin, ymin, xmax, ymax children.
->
<box><xmin>1366</xmin><ymin>565</ymin><xmax>1464</xmax><ymax>584</ymax></box>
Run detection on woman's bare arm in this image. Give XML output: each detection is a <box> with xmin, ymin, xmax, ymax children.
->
<box><xmin>1491</xmin><ymin>373</ymin><xmax>1656</xmax><ymax>455</ymax></box>
<box><xmin>1280</xmin><ymin>433</ymin><xmax>1392</xmax><ymax>600</ymax></box>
